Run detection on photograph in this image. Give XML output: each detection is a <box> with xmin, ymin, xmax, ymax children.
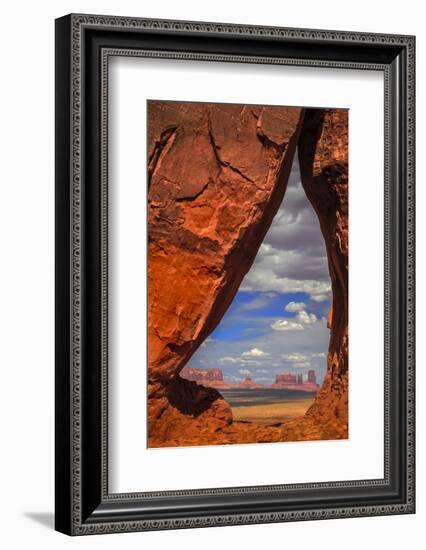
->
<box><xmin>147</xmin><ymin>100</ymin><xmax>349</xmax><ymax>448</ymax></box>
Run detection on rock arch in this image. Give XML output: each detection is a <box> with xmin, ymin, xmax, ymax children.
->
<box><xmin>147</xmin><ymin>101</ymin><xmax>348</xmax><ymax>447</ymax></box>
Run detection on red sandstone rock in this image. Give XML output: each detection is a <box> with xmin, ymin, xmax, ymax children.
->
<box><xmin>147</xmin><ymin>101</ymin><xmax>304</xmax><ymax>446</ymax></box>
<box><xmin>181</xmin><ymin>367</ymin><xmax>224</xmax><ymax>383</ymax></box>
<box><xmin>147</xmin><ymin>101</ymin><xmax>348</xmax><ymax>447</ymax></box>
<box><xmin>180</xmin><ymin>366</ymin><xmax>235</xmax><ymax>389</ymax></box>
<box><xmin>233</xmin><ymin>376</ymin><xmax>264</xmax><ymax>390</ymax></box>
<box><xmin>327</xmin><ymin>304</ymin><xmax>333</xmax><ymax>329</ymax></box>
<box><xmin>281</xmin><ymin>108</ymin><xmax>349</xmax><ymax>441</ymax></box>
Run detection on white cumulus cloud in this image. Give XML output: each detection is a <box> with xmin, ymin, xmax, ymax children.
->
<box><xmin>271</xmin><ymin>319</ymin><xmax>304</xmax><ymax>331</ymax></box>
<box><xmin>310</xmin><ymin>292</ymin><xmax>330</xmax><ymax>303</ymax></box>
<box><xmin>242</xmin><ymin>347</ymin><xmax>269</xmax><ymax>357</ymax></box>
<box><xmin>283</xmin><ymin>352</ymin><xmax>309</xmax><ymax>362</ymax></box>
<box><xmin>296</xmin><ymin>310</ymin><xmax>317</xmax><ymax>325</ymax></box>
<box><xmin>271</xmin><ymin>308</ymin><xmax>317</xmax><ymax>331</ymax></box>
<box><xmin>285</xmin><ymin>301</ymin><xmax>306</xmax><ymax>312</ymax></box>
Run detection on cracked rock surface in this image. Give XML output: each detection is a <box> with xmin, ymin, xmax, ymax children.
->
<box><xmin>147</xmin><ymin>101</ymin><xmax>348</xmax><ymax>447</ymax></box>
<box><xmin>285</xmin><ymin>108</ymin><xmax>349</xmax><ymax>441</ymax></box>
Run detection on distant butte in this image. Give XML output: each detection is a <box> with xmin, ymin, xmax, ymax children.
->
<box><xmin>180</xmin><ymin>367</ymin><xmax>234</xmax><ymax>389</ymax></box>
<box><xmin>180</xmin><ymin>367</ymin><xmax>319</xmax><ymax>392</ymax></box>
<box><xmin>233</xmin><ymin>376</ymin><xmax>264</xmax><ymax>390</ymax></box>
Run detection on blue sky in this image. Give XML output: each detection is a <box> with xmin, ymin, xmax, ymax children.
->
<box><xmin>186</xmin><ymin>156</ymin><xmax>331</xmax><ymax>385</ymax></box>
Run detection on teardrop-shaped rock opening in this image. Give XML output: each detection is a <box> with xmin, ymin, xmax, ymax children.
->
<box><xmin>180</xmin><ymin>152</ymin><xmax>331</xmax><ymax>428</ymax></box>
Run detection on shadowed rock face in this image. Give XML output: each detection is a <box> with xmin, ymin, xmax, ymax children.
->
<box><xmin>280</xmin><ymin>109</ymin><xmax>349</xmax><ymax>441</ymax></box>
<box><xmin>147</xmin><ymin>101</ymin><xmax>348</xmax><ymax>447</ymax></box>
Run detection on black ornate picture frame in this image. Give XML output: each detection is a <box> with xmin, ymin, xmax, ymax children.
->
<box><xmin>55</xmin><ymin>13</ymin><xmax>415</xmax><ymax>535</ymax></box>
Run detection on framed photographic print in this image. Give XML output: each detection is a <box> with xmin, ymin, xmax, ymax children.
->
<box><xmin>55</xmin><ymin>14</ymin><xmax>415</xmax><ymax>535</ymax></box>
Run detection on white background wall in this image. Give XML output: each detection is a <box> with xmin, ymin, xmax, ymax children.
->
<box><xmin>0</xmin><ymin>0</ymin><xmax>422</xmax><ymax>548</ymax></box>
